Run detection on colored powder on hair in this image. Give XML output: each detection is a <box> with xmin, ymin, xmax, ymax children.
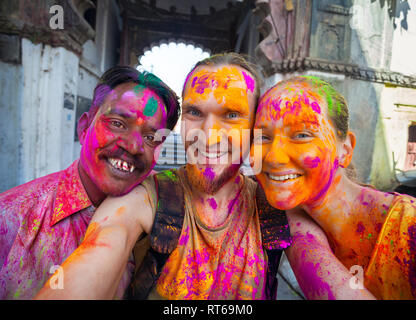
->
<box><xmin>242</xmin><ymin>71</ymin><xmax>255</xmax><ymax>92</ymax></box>
<box><xmin>143</xmin><ymin>97</ymin><xmax>158</xmax><ymax>117</ymax></box>
<box><xmin>133</xmin><ymin>84</ymin><xmax>145</xmax><ymax>95</ymax></box>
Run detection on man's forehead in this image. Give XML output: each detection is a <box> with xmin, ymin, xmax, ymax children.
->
<box><xmin>186</xmin><ymin>65</ymin><xmax>255</xmax><ymax>92</ymax></box>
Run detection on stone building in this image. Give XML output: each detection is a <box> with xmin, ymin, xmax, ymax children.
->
<box><xmin>255</xmin><ymin>0</ymin><xmax>416</xmax><ymax>190</ymax></box>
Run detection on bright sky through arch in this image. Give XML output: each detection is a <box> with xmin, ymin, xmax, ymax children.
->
<box><xmin>137</xmin><ymin>42</ymin><xmax>210</xmax><ymax>98</ymax></box>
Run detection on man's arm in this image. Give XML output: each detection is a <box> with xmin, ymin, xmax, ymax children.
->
<box><xmin>285</xmin><ymin>208</ymin><xmax>376</xmax><ymax>300</ymax></box>
<box><xmin>34</xmin><ymin>184</ymin><xmax>154</xmax><ymax>300</ymax></box>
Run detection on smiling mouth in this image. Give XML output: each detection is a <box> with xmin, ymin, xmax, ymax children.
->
<box><xmin>267</xmin><ymin>173</ymin><xmax>302</xmax><ymax>182</ymax></box>
<box><xmin>198</xmin><ymin>150</ymin><xmax>228</xmax><ymax>159</ymax></box>
<box><xmin>107</xmin><ymin>157</ymin><xmax>136</xmax><ymax>173</ymax></box>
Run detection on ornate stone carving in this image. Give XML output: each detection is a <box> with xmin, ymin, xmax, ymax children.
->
<box><xmin>254</xmin><ymin>0</ymin><xmax>416</xmax><ymax>89</ymax></box>
<box><xmin>0</xmin><ymin>0</ymin><xmax>95</xmax><ymax>56</ymax></box>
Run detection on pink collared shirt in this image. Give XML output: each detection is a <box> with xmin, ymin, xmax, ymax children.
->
<box><xmin>0</xmin><ymin>160</ymin><xmax>134</xmax><ymax>299</ymax></box>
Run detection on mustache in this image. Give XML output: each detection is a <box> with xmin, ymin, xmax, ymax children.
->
<box><xmin>100</xmin><ymin>147</ymin><xmax>146</xmax><ymax>173</ymax></box>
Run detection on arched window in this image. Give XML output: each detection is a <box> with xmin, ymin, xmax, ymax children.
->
<box><xmin>138</xmin><ymin>42</ymin><xmax>210</xmax><ymax>99</ymax></box>
<box><xmin>138</xmin><ymin>42</ymin><xmax>210</xmax><ymax>170</ymax></box>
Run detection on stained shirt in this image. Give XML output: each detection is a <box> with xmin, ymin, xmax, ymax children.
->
<box><xmin>0</xmin><ymin>160</ymin><xmax>134</xmax><ymax>299</ymax></box>
<box><xmin>365</xmin><ymin>194</ymin><xmax>416</xmax><ymax>300</ymax></box>
<box><xmin>146</xmin><ymin>168</ymin><xmax>268</xmax><ymax>300</ymax></box>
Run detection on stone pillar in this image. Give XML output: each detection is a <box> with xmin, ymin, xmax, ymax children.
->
<box><xmin>0</xmin><ymin>0</ymin><xmax>94</xmax><ymax>192</ymax></box>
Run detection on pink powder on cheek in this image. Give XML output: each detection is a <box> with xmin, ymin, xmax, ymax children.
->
<box><xmin>303</xmin><ymin>156</ymin><xmax>321</xmax><ymax>168</ymax></box>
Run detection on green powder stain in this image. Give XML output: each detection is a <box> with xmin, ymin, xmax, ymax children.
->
<box><xmin>20</xmin><ymin>256</ymin><xmax>24</xmax><ymax>268</ymax></box>
<box><xmin>391</xmin><ymin>239</ymin><xmax>394</xmax><ymax>246</ymax></box>
<box><xmin>143</xmin><ymin>97</ymin><xmax>158</xmax><ymax>117</ymax></box>
<box><xmin>367</xmin><ymin>233</ymin><xmax>372</xmax><ymax>240</ymax></box>
<box><xmin>163</xmin><ymin>170</ymin><xmax>178</xmax><ymax>182</ymax></box>
<box><xmin>13</xmin><ymin>288</ymin><xmax>21</xmax><ymax>299</ymax></box>
<box><xmin>133</xmin><ymin>84</ymin><xmax>145</xmax><ymax>95</ymax></box>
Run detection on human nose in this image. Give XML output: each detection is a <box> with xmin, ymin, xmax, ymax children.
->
<box><xmin>202</xmin><ymin>115</ymin><xmax>222</xmax><ymax>147</ymax></box>
<box><xmin>120</xmin><ymin>129</ymin><xmax>145</xmax><ymax>155</ymax></box>
<box><xmin>264</xmin><ymin>137</ymin><xmax>290</xmax><ymax>165</ymax></box>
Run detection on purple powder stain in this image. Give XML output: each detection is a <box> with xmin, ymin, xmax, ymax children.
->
<box><xmin>301</xmin><ymin>261</ymin><xmax>336</xmax><ymax>300</ymax></box>
<box><xmin>356</xmin><ymin>222</ymin><xmax>365</xmax><ymax>234</ymax></box>
<box><xmin>311</xmin><ymin>102</ymin><xmax>321</xmax><ymax>114</ymax></box>
<box><xmin>191</xmin><ymin>76</ymin><xmax>198</xmax><ymax>88</ymax></box>
<box><xmin>405</xmin><ymin>224</ymin><xmax>416</xmax><ymax>296</ymax></box>
<box><xmin>304</xmin><ymin>156</ymin><xmax>321</xmax><ymax>168</ymax></box>
<box><xmin>178</xmin><ymin>226</ymin><xmax>190</xmax><ymax>246</ymax></box>
<box><xmin>234</xmin><ymin>175</ymin><xmax>241</xmax><ymax>185</ymax></box>
<box><xmin>203</xmin><ymin>167</ymin><xmax>215</xmax><ymax>180</ymax></box>
<box><xmin>242</xmin><ymin>71</ymin><xmax>255</xmax><ymax>92</ymax></box>
<box><xmin>207</xmin><ymin>198</ymin><xmax>217</xmax><ymax>210</ymax></box>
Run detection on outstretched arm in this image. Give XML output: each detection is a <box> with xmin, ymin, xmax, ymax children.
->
<box><xmin>35</xmin><ymin>184</ymin><xmax>154</xmax><ymax>300</ymax></box>
<box><xmin>285</xmin><ymin>208</ymin><xmax>376</xmax><ymax>300</ymax></box>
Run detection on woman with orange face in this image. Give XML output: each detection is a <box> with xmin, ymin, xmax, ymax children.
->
<box><xmin>251</xmin><ymin>76</ymin><xmax>416</xmax><ymax>300</ymax></box>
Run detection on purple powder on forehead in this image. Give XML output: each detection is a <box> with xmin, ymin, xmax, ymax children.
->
<box><xmin>203</xmin><ymin>167</ymin><xmax>215</xmax><ymax>180</ymax></box>
<box><xmin>242</xmin><ymin>71</ymin><xmax>255</xmax><ymax>92</ymax></box>
<box><xmin>191</xmin><ymin>76</ymin><xmax>198</xmax><ymax>88</ymax></box>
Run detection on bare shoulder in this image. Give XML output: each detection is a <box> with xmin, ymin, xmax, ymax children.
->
<box><xmin>285</xmin><ymin>207</ymin><xmax>331</xmax><ymax>258</ymax></box>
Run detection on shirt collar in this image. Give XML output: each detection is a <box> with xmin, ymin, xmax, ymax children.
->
<box><xmin>51</xmin><ymin>160</ymin><xmax>93</xmax><ymax>226</ymax></box>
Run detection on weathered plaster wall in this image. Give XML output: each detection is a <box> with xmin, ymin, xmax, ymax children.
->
<box><xmin>0</xmin><ymin>62</ymin><xmax>23</xmax><ymax>192</ymax></box>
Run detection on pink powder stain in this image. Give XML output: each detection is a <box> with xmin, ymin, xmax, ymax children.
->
<box><xmin>242</xmin><ymin>71</ymin><xmax>255</xmax><ymax>92</ymax></box>
<box><xmin>303</xmin><ymin>156</ymin><xmax>321</xmax><ymax>168</ymax></box>
<box><xmin>178</xmin><ymin>226</ymin><xmax>190</xmax><ymax>246</ymax></box>
<box><xmin>301</xmin><ymin>261</ymin><xmax>336</xmax><ymax>300</ymax></box>
<box><xmin>207</xmin><ymin>198</ymin><xmax>217</xmax><ymax>210</ymax></box>
<box><xmin>203</xmin><ymin>167</ymin><xmax>215</xmax><ymax>180</ymax></box>
<box><xmin>311</xmin><ymin>102</ymin><xmax>321</xmax><ymax>114</ymax></box>
<box><xmin>234</xmin><ymin>175</ymin><xmax>241</xmax><ymax>184</ymax></box>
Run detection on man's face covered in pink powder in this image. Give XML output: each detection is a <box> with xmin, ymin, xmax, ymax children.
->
<box><xmin>78</xmin><ymin>82</ymin><xmax>168</xmax><ymax>196</ymax></box>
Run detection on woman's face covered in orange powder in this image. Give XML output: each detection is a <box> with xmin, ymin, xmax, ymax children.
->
<box><xmin>251</xmin><ymin>81</ymin><xmax>342</xmax><ymax>210</ymax></box>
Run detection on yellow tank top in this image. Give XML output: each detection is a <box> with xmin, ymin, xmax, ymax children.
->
<box><xmin>148</xmin><ymin>168</ymin><xmax>268</xmax><ymax>300</ymax></box>
<box><xmin>365</xmin><ymin>194</ymin><xmax>416</xmax><ymax>299</ymax></box>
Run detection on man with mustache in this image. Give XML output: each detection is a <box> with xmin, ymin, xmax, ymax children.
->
<box><xmin>0</xmin><ymin>66</ymin><xmax>180</xmax><ymax>299</ymax></box>
<box><xmin>35</xmin><ymin>53</ymin><xmax>292</xmax><ymax>300</ymax></box>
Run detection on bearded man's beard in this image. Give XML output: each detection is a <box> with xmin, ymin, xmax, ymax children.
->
<box><xmin>185</xmin><ymin>163</ymin><xmax>241</xmax><ymax>195</ymax></box>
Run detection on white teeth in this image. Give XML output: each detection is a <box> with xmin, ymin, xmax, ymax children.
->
<box><xmin>268</xmin><ymin>173</ymin><xmax>301</xmax><ymax>181</ymax></box>
<box><xmin>108</xmin><ymin>158</ymin><xmax>135</xmax><ymax>173</ymax></box>
<box><xmin>199</xmin><ymin>150</ymin><xmax>227</xmax><ymax>159</ymax></box>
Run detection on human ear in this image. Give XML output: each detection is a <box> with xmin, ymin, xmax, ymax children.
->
<box><xmin>339</xmin><ymin>131</ymin><xmax>356</xmax><ymax>168</ymax></box>
<box><xmin>77</xmin><ymin>112</ymin><xmax>90</xmax><ymax>145</ymax></box>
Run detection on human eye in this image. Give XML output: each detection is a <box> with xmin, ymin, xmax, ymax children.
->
<box><xmin>254</xmin><ymin>134</ymin><xmax>271</xmax><ymax>144</ymax></box>
<box><xmin>292</xmin><ymin>131</ymin><xmax>313</xmax><ymax>141</ymax></box>
<box><xmin>108</xmin><ymin>119</ymin><xmax>126</xmax><ymax>130</ymax></box>
<box><xmin>225</xmin><ymin>111</ymin><xmax>240</xmax><ymax>120</ymax></box>
<box><xmin>185</xmin><ymin>107</ymin><xmax>201</xmax><ymax>117</ymax></box>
